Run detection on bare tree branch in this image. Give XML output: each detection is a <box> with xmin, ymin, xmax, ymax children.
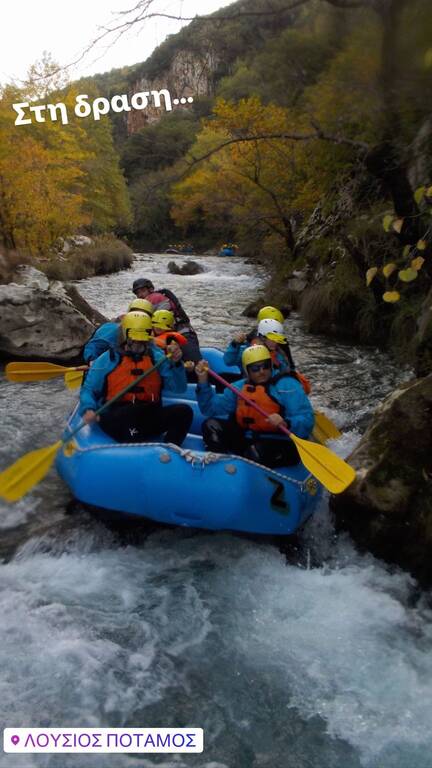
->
<box><xmin>138</xmin><ymin>125</ymin><xmax>368</xmax><ymax>204</ymax></box>
<box><xmin>62</xmin><ymin>0</ymin><xmax>375</xmax><ymax>78</ymax></box>
<box><xmin>187</xmin><ymin>131</ymin><xmax>369</xmax><ymax>168</ymax></box>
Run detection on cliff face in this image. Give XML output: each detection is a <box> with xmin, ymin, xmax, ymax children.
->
<box><xmin>127</xmin><ymin>48</ymin><xmax>220</xmax><ymax>133</ymax></box>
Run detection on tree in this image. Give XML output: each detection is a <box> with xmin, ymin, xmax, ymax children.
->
<box><xmin>0</xmin><ymin>85</ymin><xmax>88</xmax><ymax>253</ymax></box>
<box><xmin>172</xmin><ymin>97</ymin><xmax>351</xmax><ymax>255</ymax></box>
<box><xmin>0</xmin><ymin>58</ymin><xmax>132</xmax><ymax>251</ymax></box>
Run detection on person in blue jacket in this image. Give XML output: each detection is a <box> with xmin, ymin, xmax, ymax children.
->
<box><xmin>80</xmin><ymin>312</ymin><xmax>192</xmax><ymax>446</ymax></box>
<box><xmin>223</xmin><ymin>315</ymin><xmax>294</xmax><ymax>373</ymax></box>
<box><xmin>82</xmin><ymin>298</ymin><xmax>154</xmax><ymax>364</ymax></box>
<box><xmin>195</xmin><ymin>344</ymin><xmax>314</xmax><ymax>468</ymax></box>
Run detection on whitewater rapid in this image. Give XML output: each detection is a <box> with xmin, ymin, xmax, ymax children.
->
<box><xmin>0</xmin><ymin>253</ymin><xmax>428</xmax><ymax>768</ymax></box>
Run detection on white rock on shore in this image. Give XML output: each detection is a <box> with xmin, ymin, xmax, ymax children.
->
<box><xmin>0</xmin><ymin>268</ymin><xmax>100</xmax><ymax>361</ymax></box>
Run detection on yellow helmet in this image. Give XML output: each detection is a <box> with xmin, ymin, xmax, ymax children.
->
<box><xmin>152</xmin><ymin>309</ymin><xmax>175</xmax><ymax>330</ymax></box>
<box><xmin>121</xmin><ymin>311</ymin><xmax>153</xmax><ymax>341</ymax></box>
<box><xmin>128</xmin><ymin>298</ymin><xmax>154</xmax><ymax>316</ymax></box>
<box><xmin>257</xmin><ymin>306</ymin><xmax>284</xmax><ymax>324</ymax></box>
<box><xmin>242</xmin><ymin>344</ymin><xmax>271</xmax><ymax>369</ymax></box>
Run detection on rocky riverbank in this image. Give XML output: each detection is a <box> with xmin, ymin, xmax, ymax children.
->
<box><xmin>257</xmin><ymin>259</ymin><xmax>432</xmax><ymax>379</ymax></box>
<box><xmin>0</xmin><ymin>267</ymin><xmax>104</xmax><ymax>361</ymax></box>
<box><xmin>332</xmin><ymin>373</ymin><xmax>432</xmax><ymax>587</ymax></box>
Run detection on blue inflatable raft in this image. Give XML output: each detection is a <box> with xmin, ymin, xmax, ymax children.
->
<box><xmin>56</xmin><ymin>348</ymin><xmax>321</xmax><ymax>535</ymax></box>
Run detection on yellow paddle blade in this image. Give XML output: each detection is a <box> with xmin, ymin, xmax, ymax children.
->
<box><xmin>314</xmin><ymin>410</ymin><xmax>342</xmax><ymax>442</ymax></box>
<box><xmin>0</xmin><ymin>441</ymin><xmax>63</xmax><ymax>502</ymax></box>
<box><xmin>5</xmin><ymin>362</ymin><xmax>70</xmax><ymax>382</ymax></box>
<box><xmin>64</xmin><ymin>370</ymin><xmax>84</xmax><ymax>389</ymax></box>
<box><xmin>291</xmin><ymin>433</ymin><xmax>356</xmax><ymax>495</ymax></box>
<box><xmin>312</xmin><ymin>422</ymin><xmax>329</xmax><ymax>446</ymax></box>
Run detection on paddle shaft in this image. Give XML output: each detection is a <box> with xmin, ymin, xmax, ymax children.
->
<box><xmin>206</xmin><ymin>368</ymin><xmax>291</xmax><ymax>438</ymax></box>
<box><xmin>205</xmin><ymin>367</ymin><xmax>357</xmax><ymax>495</ymax></box>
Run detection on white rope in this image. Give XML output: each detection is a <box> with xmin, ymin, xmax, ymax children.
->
<box><xmin>63</xmin><ymin>437</ymin><xmax>307</xmax><ymax>489</ymax></box>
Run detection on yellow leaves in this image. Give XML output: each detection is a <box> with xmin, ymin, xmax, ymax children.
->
<box><xmin>424</xmin><ymin>49</ymin><xmax>432</xmax><ymax>68</ymax></box>
<box><xmin>0</xmin><ymin>119</ymin><xmax>85</xmax><ymax>253</ymax></box>
<box><xmin>411</xmin><ymin>256</ymin><xmax>425</xmax><ymax>271</ymax></box>
<box><xmin>383</xmin><ymin>291</ymin><xmax>400</xmax><ymax>303</ymax></box>
<box><xmin>398</xmin><ymin>268</ymin><xmax>418</xmax><ymax>283</ymax></box>
<box><xmin>382</xmin><ymin>263</ymin><xmax>396</xmax><ymax>278</ymax></box>
<box><xmin>366</xmin><ymin>234</ymin><xmax>427</xmax><ymax>305</ymax></box>
<box><xmin>173</xmin><ymin>96</ymin><xmax>316</xmax><ymax>236</ymax></box>
<box><xmin>382</xmin><ymin>214</ymin><xmax>393</xmax><ymax>232</ymax></box>
<box><xmin>0</xmin><ymin>78</ymin><xmax>130</xmax><ymax>251</ymax></box>
<box><xmin>382</xmin><ymin>214</ymin><xmax>403</xmax><ymax>234</ymax></box>
<box><xmin>414</xmin><ymin>186</ymin><xmax>426</xmax><ymax>204</ymax></box>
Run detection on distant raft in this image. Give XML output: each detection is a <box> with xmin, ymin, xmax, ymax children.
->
<box><xmin>56</xmin><ymin>348</ymin><xmax>322</xmax><ymax>535</ymax></box>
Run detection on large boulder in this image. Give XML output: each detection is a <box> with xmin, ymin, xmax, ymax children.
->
<box><xmin>56</xmin><ymin>235</ymin><xmax>93</xmax><ymax>254</ymax></box>
<box><xmin>413</xmin><ymin>286</ymin><xmax>432</xmax><ymax>378</ymax></box>
<box><xmin>0</xmin><ymin>268</ymin><xmax>106</xmax><ymax>361</ymax></box>
<box><xmin>167</xmin><ymin>260</ymin><xmax>204</xmax><ymax>275</ymax></box>
<box><xmin>331</xmin><ymin>374</ymin><xmax>432</xmax><ymax>585</ymax></box>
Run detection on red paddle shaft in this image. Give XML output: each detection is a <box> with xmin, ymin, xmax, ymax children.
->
<box><xmin>206</xmin><ymin>367</ymin><xmax>292</xmax><ymax>438</ymax></box>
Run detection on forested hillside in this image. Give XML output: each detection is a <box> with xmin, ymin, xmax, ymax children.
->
<box><xmin>119</xmin><ymin>0</ymin><xmax>432</xmax><ymax>371</ymax></box>
<box><xmin>1</xmin><ymin>0</ymin><xmax>431</xmax><ymax>370</ymax></box>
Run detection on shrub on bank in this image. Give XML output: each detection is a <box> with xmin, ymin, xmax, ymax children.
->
<box><xmin>41</xmin><ymin>236</ymin><xmax>133</xmax><ymax>281</ymax></box>
<box><xmin>0</xmin><ymin>247</ymin><xmax>33</xmax><ymax>284</ymax></box>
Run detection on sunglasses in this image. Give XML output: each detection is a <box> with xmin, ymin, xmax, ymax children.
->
<box><xmin>248</xmin><ymin>360</ymin><xmax>272</xmax><ymax>373</ymax></box>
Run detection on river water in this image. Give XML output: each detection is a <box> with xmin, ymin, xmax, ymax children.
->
<box><xmin>0</xmin><ymin>253</ymin><xmax>431</xmax><ymax>768</ymax></box>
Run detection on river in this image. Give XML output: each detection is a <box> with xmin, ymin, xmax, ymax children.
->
<box><xmin>0</xmin><ymin>253</ymin><xmax>431</xmax><ymax>768</ymax></box>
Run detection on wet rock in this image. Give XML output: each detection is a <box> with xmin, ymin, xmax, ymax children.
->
<box><xmin>167</xmin><ymin>260</ymin><xmax>204</xmax><ymax>275</ymax></box>
<box><xmin>69</xmin><ymin>235</ymin><xmax>92</xmax><ymax>248</ymax></box>
<box><xmin>0</xmin><ymin>268</ymin><xmax>103</xmax><ymax>361</ymax></box>
<box><xmin>62</xmin><ymin>284</ymin><xmax>107</xmax><ymax>327</ymax></box>
<box><xmin>55</xmin><ymin>235</ymin><xmax>93</xmax><ymax>254</ymax></box>
<box><xmin>242</xmin><ymin>298</ymin><xmax>292</xmax><ymax>318</ymax></box>
<box><xmin>285</xmin><ymin>269</ymin><xmax>309</xmax><ymax>294</ymax></box>
<box><xmin>242</xmin><ymin>298</ymin><xmax>265</xmax><ymax>318</ymax></box>
<box><xmin>331</xmin><ymin>374</ymin><xmax>432</xmax><ymax>586</ymax></box>
<box><xmin>14</xmin><ymin>265</ymin><xmax>49</xmax><ymax>291</ymax></box>
<box><xmin>413</xmin><ymin>286</ymin><xmax>432</xmax><ymax>377</ymax></box>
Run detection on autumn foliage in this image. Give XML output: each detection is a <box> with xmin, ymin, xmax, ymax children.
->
<box><xmin>0</xmin><ymin>58</ymin><xmax>131</xmax><ymax>255</ymax></box>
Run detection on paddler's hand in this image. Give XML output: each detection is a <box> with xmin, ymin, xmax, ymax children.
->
<box><xmin>195</xmin><ymin>360</ymin><xmax>209</xmax><ymax>384</ymax></box>
<box><xmin>234</xmin><ymin>332</ymin><xmax>246</xmax><ymax>344</ymax></box>
<box><xmin>83</xmin><ymin>409</ymin><xmax>99</xmax><ymax>424</ymax></box>
<box><xmin>267</xmin><ymin>413</ymin><xmax>289</xmax><ymax>430</ymax></box>
<box><xmin>167</xmin><ymin>341</ymin><xmax>182</xmax><ymax>363</ymax></box>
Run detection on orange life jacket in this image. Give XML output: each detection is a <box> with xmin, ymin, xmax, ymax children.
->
<box><xmin>294</xmin><ymin>371</ymin><xmax>312</xmax><ymax>395</ymax></box>
<box><xmin>236</xmin><ymin>383</ymin><xmax>282</xmax><ymax>432</ymax></box>
<box><xmin>106</xmin><ymin>354</ymin><xmax>162</xmax><ymax>404</ymax></box>
<box><xmin>153</xmin><ymin>331</ymin><xmax>187</xmax><ymax>348</ymax></box>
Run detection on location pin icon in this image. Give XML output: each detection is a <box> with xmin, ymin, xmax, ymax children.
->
<box><xmin>11</xmin><ymin>735</ymin><xmax>20</xmax><ymax>746</ymax></box>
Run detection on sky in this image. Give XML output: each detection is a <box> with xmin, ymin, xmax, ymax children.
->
<box><xmin>1</xmin><ymin>0</ymin><xmax>231</xmax><ymax>84</ymax></box>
